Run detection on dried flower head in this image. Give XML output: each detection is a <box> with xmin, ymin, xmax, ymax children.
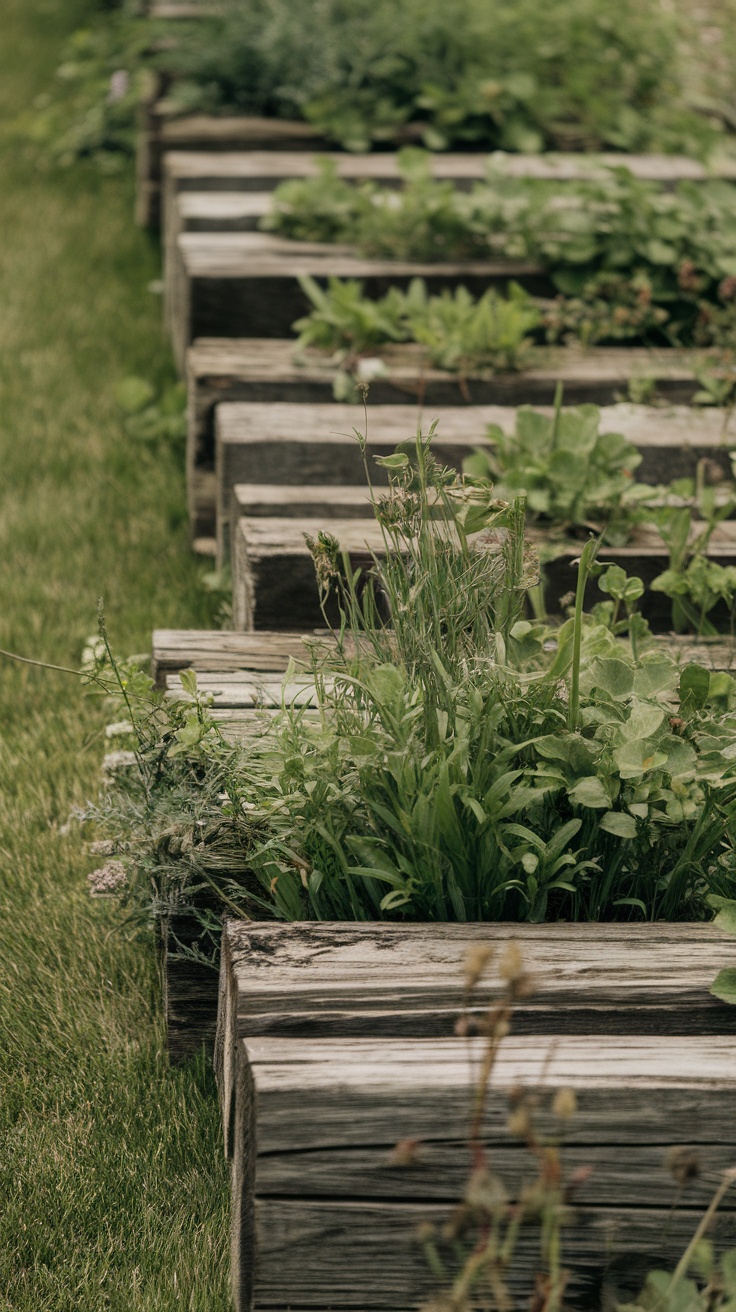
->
<box><xmin>374</xmin><ymin>490</ymin><xmax>421</xmax><ymax>530</ymax></box>
<box><xmin>463</xmin><ymin>943</ymin><xmax>493</xmax><ymax>991</ymax></box>
<box><xmin>521</xmin><ymin>541</ymin><xmax>540</xmax><ymax>590</ymax></box>
<box><xmin>304</xmin><ymin>531</ymin><xmax>341</xmax><ymax>592</ymax></box>
<box><xmin>464</xmin><ymin>1165</ymin><xmax>508</xmax><ymax>1212</ymax></box>
<box><xmin>678</xmin><ymin>260</ymin><xmax>701</xmax><ymax>293</ymax></box>
<box><xmin>87</xmin><ymin>859</ymin><xmax>127</xmax><ymax>897</ymax></box>
<box><xmin>88</xmin><ymin>839</ymin><xmax>115</xmax><ymax>856</ymax></box>
<box><xmin>552</xmin><ymin>1088</ymin><xmax>577</xmax><ymax>1121</ymax></box>
<box><xmin>665</xmin><ymin>1146</ymin><xmax>701</xmax><ymax>1187</ymax></box>
<box><xmin>498</xmin><ymin>941</ymin><xmax>523</xmax><ymax>984</ymax></box>
<box><xmin>102</xmin><ymin>750</ymin><xmax>137</xmax><ymax>782</ymax></box>
<box><xmin>507</xmin><ymin>1106</ymin><xmax>531</xmax><ymax>1140</ymax></box>
<box><xmin>389</xmin><ymin>1138</ymin><xmax>423</xmax><ymax>1167</ymax></box>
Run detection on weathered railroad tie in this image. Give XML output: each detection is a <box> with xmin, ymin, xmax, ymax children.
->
<box><xmin>185</xmin><ymin>341</ymin><xmax>718</xmax><ymax>540</ymax></box>
<box><xmin>216</xmin><ymin>920</ymin><xmax>736</xmax><ymax>1312</ymax></box>
<box><xmin>210</xmin><ymin>399</ymin><xmax>736</xmax><ymax>564</ymax></box>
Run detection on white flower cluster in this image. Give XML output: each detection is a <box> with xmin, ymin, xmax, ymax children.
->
<box><xmin>87</xmin><ymin>859</ymin><xmax>127</xmax><ymax>897</ymax></box>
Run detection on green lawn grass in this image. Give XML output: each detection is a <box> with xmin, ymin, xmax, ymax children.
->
<box><xmin>0</xmin><ymin>2</ymin><xmax>230</xmax><ymax>1307</ymax></box>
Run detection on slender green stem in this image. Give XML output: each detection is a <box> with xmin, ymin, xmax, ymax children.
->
<box><xmin>0</xmin><ymin>646</ymin><xmax>82</xmax><ymax>677</ymax></box>
<box><xmin>569</xmin><ymin>538</ymin><xmax>600</xmax><ymax>732</ymax></box>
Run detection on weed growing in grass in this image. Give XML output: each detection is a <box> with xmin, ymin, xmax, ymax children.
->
<box><xmin>115</xmin><ymin>374</ymin><xmax>187</xmax><ymax>451</ymax></box>
<box><xmin>30</xmin><ymin>4</ymin><xmax>162</xmax><ymax>167</ymax></box>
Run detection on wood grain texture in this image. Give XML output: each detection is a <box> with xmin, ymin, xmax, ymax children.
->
<box><xmin>162</xmin><ymin>910</ymin><xmax>220</xmax><ymax>1063</ymax></box>
<box><xmin>211</xmin><ymin>399</ymin><xmax>736</xmax><ymax>557</ymax></box>
<box><xmin>139</xmin><ymin>116</ymin><xmax>323</xmax><ymax>230</ymax></box>
<box><xmin>179</xmin><ymin>191</ymin><xmax>273</xmax><ymax>230</ymax></box>
<box><xmin>166</xmin><ymin>148</ymin><xmax>736</xmax><ymax>368</ymax></box>
<box><xmin>161</xmin><ymin>147</ymin><xmax>499</xmax><ymax>270</ymax></box>
<box><xmin>254</xmin><ymin>1139</ymin><xmax>736</xmax><ymax>1209</ymax></box>
<box><xmin>244</xmin><ymin>1197</ymin><xmax>736</xmax><ymax>1310</ymax></box>
<box><xmin>220</xmin><ymin>921</ymin><xmax>736</xmax><ymax>1040</ymax></box>
<box><xmin>160</xmin><ymin>145</ymin><xmax>736</xmax><ymax>306</ymax></box>
<box><xmin>151</xmin><ymin>627</ymin><xmax>736</xmax><ymax>687</ymax></box>
<box><xmin>230</xmin><ymin>1033</ymin><xmax>736</xmax><ymax>1309</ymax></box>
<box><xmin>151</xmin><ymin>628</ymin><xmax>336</xmax><ymax>688</ymax></box>
<box><xmin>163</xmin><ymin>147</ymin><xmax>736</xmax><ymax>197</ymax></box>
<box><xmin>165</xmin><ymin>671</ymin><xmax>328</xmax><ymax>707</ymax></box>
<box><xmin>215</xmin><ymin>920</ymin><xmax>736</xmax><ymax>1169</ymax></box>
<box><xmin>223</xmin><ymin>483</ymin><xmax>373</xmax><ymax>569</ymax></box>
<box><xmin>232</xmin><ymin>514</ymin><xmax>387</xmax><ymax>630</ymax></box>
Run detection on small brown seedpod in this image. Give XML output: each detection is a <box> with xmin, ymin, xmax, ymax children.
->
<box><xmin>552</xmin><ymin>1087</ymin><xmax>578</xmax><ymax>1121</ymax></box>
<box><xmin>463</xmin><ymin>943</ymin><xmax>493</xmax><ymax>991</ymax></box>
<box><xmin>498</xmin><ymin>941</ymin><xmax>523</xmax><ymax>984</ymax></box>
<box><xmin>507</xmin><ymin>1106</ymin><xmax>531</xmax><ymax>1140</ymax></box>
<box><xmin>389</xmin><ymin>1138</ymin><xmax>423</xmax><ymax>1167</ymax></box>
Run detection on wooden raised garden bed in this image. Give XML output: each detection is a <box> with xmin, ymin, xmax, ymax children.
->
<box><xmin>229</xmin><ymin>510</ymin><xmax>736</xmax><ymax>632</ymax></box>
<box><xmin>186</xmin><ymin>338</ymin><xmax>715</xmax><ymax>541</ymax></box>
<box><xmin>157</xmin><ymin>628</ymin><xmax>736</xmax><ymax>735</ymax></box>
<box><xmin>158</xmin><ymin>146</ymin><xmax>736</xmax><ymax>243</ymax></box>
<box><xmin>137</xmin><ymin>98</ymin><xmax>325</xmax><ymax>228</ymax></box>
<box><xmin>151</xmin><ymin>628</ymin><xmax>736</xmax><ymax>692</ymax></box>
<box><xmin>162</xmin><ymin>151</ymin><xmax>736</xmax><ymax>334</ymax></box>
<box><xmin>169</xmin><ymin>234</ymin><xmax>540</xmax><ymax>373</ymax></box>
<box><xmin>216</xmin><ymin>920</ymin><xmax>736</xmax><ymax>1312</ymax></box>
<box><xmin>156</xmin><ymin>627</ymin><xmax>736</xmax><ymax>1059</ymax></box>
<box><xmin>212</xmin><ymin>399</ymin><xmax>736</xmax><ymax>565</ymax></box>
<box><xmin>160</xmin><ymin>148</ymin><xmax>496</xmax><ymax>289</ymax></box>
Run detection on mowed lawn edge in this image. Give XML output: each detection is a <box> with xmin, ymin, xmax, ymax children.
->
<box><xmin>0</xmin><ymin>3</ymin><xmax>230</xmax><ymax>1309</ymax></box>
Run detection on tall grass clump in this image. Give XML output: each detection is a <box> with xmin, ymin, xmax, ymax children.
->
<box><xmin>86</xmin><ymin>426</ymin><xmax>736</xmax><ymax>947</ymax></box>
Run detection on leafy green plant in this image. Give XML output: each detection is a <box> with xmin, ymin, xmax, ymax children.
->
<box><xmin>406</xmin><ymin>282</ymin><xmax>540</xmax><ymax>377</ymax></box>
<box><xmin>648</xmin><ymin>468</ymin><xmax>736</xmax><ymax>635</ymax></box>
<box><xmin>292</xmin><ymin>275</ymin><xmax>540</xmax><ymax>395</ymax></box>
<box><xmin>161</xmin><ymin>0</ymin><xmax>720</xmax><ymax>156</ymax></box>
<box><xmin>264</xmin><ymin>154</ymin><xmax>485</xmax><ymax>261</ymax></box>
<box><xmin>618</xmin><ymin>1170</ymin><xmax>736</xmax><ymax>1310</ymax></box>
<box><xmin>30</xmin><ymin>5</ymin><xmax>162</xmax><ymax>167</ymax></box>
<box><xmin>693</xmin><ymin>360</ymin><xmax>736</xmax><ymax>409</ymax></box>
<box><xmin>293</xmin><ymin>274</ymin><xmax>412</xmax><ymax>357</ymax></box>
<box><xmin>87</xmin><ymin>427</ymin><xmax>736</xmax><ymax>934</ymax></box>
<box><xmin>463</xmin><ymin>393</ymin><xmax>651</xmax><ymax>544</ymax></box>
<box><xmin>591</xmin><ymin>564</ymin><xmax>650</xmax><ymax>659</ymax></box>
<box><xmin>267</xmin><ymin>160</ymin><xmax>736</xmax><ymax>348</ymax></box>
<box><xmin>114</xmin><ymin>375</ymin><xmax>186</xmax><ymax>451</ymax></box>
<box><xmin>542</xmin><ymin>270</ymin><xmax>672</xmax><ymax>346</ymax></box>
<box><xmin>708</xmin><ymin>896</ymin><xmax>736</xmax><ymax>1006</ymax></box>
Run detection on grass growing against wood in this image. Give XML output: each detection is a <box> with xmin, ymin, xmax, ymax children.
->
<box><xmin>0</xmin><ymin>1</ymin><xmax>230</xmax><ymax>1307</ymax></box>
